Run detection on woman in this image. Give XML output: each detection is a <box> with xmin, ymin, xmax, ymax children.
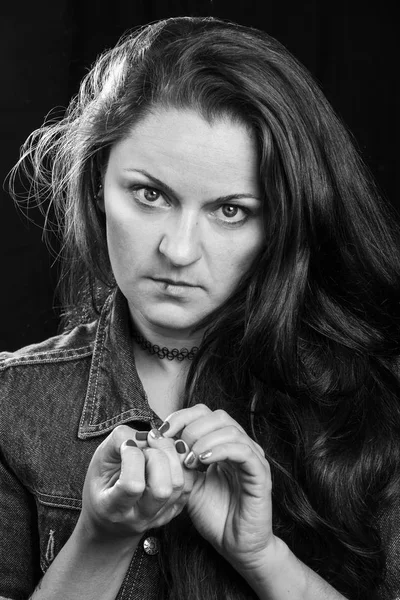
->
<box><xmin>1</xmin><ymin>15</ymin><xmax>399</xmax><ymax>600</ymax></box>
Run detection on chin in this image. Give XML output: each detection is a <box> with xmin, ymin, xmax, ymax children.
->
<box><xmin>145</xmin><ymin>306</ymin><xmax>206</xmax><ymax>333</ymax></box>
<box><xmin>149</xmin><ymin>315</ymin><xmax>199</xmax><ymax>333</ymax></box>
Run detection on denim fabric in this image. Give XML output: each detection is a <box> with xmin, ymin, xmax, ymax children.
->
<box><xmin>0</xmin><ymin>289</ymin><xmax>163</xmax><ymax>599</ymax></box>
<box><xmin>376</xmin><ymin>504</ymin><xmax>400</xmax><ymax>599</ymax></box>
<box><xmin>1</xmin><ymin>289</ymin><xmax>400</xmax><ymax>599</ymax></box>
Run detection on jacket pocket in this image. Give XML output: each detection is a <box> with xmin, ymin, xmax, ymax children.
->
<box><xmin>35</xmin><ymin>491</ymin><xmax>81</xmax><ymax>573</ymax></box>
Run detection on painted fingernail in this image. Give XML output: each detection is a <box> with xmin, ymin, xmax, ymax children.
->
<box><xmin>158</xmin><ymin>421</ymin><xmax>170</xmax><ymax>434</ymax></box>
<box><xmin>199</xmin><ymin>450</ymin><xmax>212</xmax><ymax>461</ymax></box>
<box><xmin>125</xmin><ymin>439</ymin><xmax>137</xmax><ymax>448</ymax></box>
<box><xmin>135</xmin><ymin>431</ymin><xmax>149</xmax><ymax>441</ymax></box>
<box><xmin>175</xmin><ymin>440</ymin><xmax>187</xmax><ymax>454</ymax></box>
<box><xmin>149</xmin><ymin>428</ymin><xmax>163</xmax><ymax>439</ymax></box>
<box><xmin>184</xmin><ymin>451</ymin><xmax>196</xmax><ymax>467</ymax></box>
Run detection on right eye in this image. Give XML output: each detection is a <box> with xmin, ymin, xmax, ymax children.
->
<box><xmin>130</xmin><ymin>186</ymin><xmax>169</xmax><ymax>207</ymax></box>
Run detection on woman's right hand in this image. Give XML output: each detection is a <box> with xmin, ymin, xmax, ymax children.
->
<box><xmin>80</xmin><ymin>424</ymin><xmax>194</xmax><ymax>542</ymax></box>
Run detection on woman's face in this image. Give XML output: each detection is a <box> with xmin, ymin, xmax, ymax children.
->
<box><xmin>102</xmin><ymin>107</ymin><xmax>264</xmax><ymax>336</ymax></box>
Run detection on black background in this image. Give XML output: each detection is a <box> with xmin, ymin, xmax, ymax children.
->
<box><xmin>0</xmin><ymin>1</ymin><xmax>396</xmax><ymax>351</ymax></box>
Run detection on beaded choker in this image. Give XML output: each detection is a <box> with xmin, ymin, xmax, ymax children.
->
<box><xmin>133</xmin><ymin>331</ymin><xmax>199</xmax><ymax>361</ymax></box>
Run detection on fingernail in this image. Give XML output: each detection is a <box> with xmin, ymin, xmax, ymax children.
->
<box><xmin>175</xmin><ymin>440</ymin><xmax>187</xmax><ymax>454</ymax></box>
<box><xmin>199</xmin><ymin>450</ymin><xmax>212</xmax><ymax>460</ymax></box>
<box><xmin>149</xmin><ymin>428</ymin><xmax>163</xmax><ymax>439</ymax></box>
<box><xmin>125</xmin><ymin>439</ymin><xmax>137</xmax><ymax>448</ymax></box>
<box><xmin>135</xmin><ymin>431</ymin><xmax>149</xmax><ymax>441</ymax></box>
<box><xmin>158</xmin><ymin>421</ymin><xmax>170</xmax><ymax>434</ymax></box>
<box><xmin>184</xmin><ymin>451</ymin><xmax>196</xmax><ymax>467</ymax></box>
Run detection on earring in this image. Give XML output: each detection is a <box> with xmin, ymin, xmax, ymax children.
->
<box><xmin>96</xmin><ymin>183</ymin><xmax>103</xmax><ymax>199</ymax></box>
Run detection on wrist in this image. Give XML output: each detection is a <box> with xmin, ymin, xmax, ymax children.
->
<box><xmin>75</xmin><ymin>513</ymin><xmax>142</xmax><ymax>555</ymax></box>
<box><xmin>237</xmin><ymin>536</ymin><xmax>307</xmax><ymax>600</ymax></box>
<box><xmin>32</xmin><ymin>514</ymin><xmax>143</xmax><ymax>599</ymax></box>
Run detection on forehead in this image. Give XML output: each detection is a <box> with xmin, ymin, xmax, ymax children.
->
<box><xmin>107</xmin><ymin>107</ymin><xmax>260</xmax><ymax>195</ymax></box>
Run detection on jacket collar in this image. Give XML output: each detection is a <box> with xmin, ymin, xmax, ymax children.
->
<box><xmin>78</xmin><ymin>288</ymin><xmax>160</xmax><ymax>439</ymax></box>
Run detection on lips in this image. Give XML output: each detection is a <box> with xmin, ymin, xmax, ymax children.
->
<box><xmin>152</xmin><ymin>277</ymin><xmax>198</xmax><ymax>287</ymax></box>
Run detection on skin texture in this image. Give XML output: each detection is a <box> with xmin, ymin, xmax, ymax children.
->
<box><xmin>101</xmin><ymin>107</ymin><xmax>264</xmax><ymax>348</ymax></box>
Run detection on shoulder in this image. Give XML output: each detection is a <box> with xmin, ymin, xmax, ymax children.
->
<box><xmin>0</xmin><ymin>322</ymin><xmax>97</xmax><ymax>437</ymax></box>
<box><xmin>0</xmin><ymin>321</ymin><xmax>96</xmax><ymax>371</ymax></box>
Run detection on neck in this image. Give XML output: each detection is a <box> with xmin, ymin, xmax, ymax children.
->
<box><xmin>128</xmin><ymin>310</ymin><xmax>200</xmax><ymax>415</ymax></box>
<box><xmin>129</xmin><ymin>311</ymin><xmax>203</xmax><ymax>355</ymax></box>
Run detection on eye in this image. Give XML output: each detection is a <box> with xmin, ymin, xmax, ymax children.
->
<box><xmin>214</xmin><ymin>204</ymin><xmax>250</xmax><ymax>224</ymax></box>
<box><xmin>130</xmin><ymin>186</ymin><xmax>169</xmax><ymax>207</ymax></box>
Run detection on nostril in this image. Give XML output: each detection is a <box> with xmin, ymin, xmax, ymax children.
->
<box><xmin>158</xmin><ymin>232</ymin><xmax>202</xmax><ymax>267</ymax></box>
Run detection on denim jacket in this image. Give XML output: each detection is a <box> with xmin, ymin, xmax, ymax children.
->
<box><xmin>0</xmin><ymin>290</ymin><xmax>163</xmax><ymax>599</ymax></box>
<box><xmin>0</xmin><ymin>289</ymin><xmax>399</xmax><ymax>599</ymax></box>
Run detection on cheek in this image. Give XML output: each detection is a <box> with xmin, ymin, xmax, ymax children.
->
<box><xmin>230</xmin><ymin>225</ymin><xmax>264</xmax><ymax>269</ymax></box>
<box><xmin>106</xmin><ymin>218</ymin><xmax>130</xmax><ymax>262</ymax></box>
<box><xmin>214</xmin><ymin>234</ymin><xmax>263</xmax><ymax>287</ymax></box>
<box><xmin>105</xmin><ymin>212</ymin><xmax>145</xmax><ymax>275</ymax></box>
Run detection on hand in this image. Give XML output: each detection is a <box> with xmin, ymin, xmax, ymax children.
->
<box><xmin>80</xmin><ymin>424</ymin><xmax>195</xmax><ymax>542</ymax></box>
<box><xmin>160</xmin><ymin>405</ymin><xmax>275</xmax><ymax>574</ymax></box>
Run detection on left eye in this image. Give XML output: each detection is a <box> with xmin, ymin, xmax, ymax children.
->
<box><xmin>215</xmin><ymin>204</ymin><xmax>248</xmax><ymax>223</ymax></box>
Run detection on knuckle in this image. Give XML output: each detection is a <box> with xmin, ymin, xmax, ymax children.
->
<box><xmin>171</xmin><ymin>503</ymin><xmax>184</xmax><ymax>518</ymax></box>
<box><xmin>227</xmin><ymin>424</ymin><xmax>240</xmax><ymax>438</ymax></box>
<box><xmin>171</xmin><ymin>476</ymin><xmax>185</xmax><ymax>492</ymax></box>
<box><xmin>107</xmin><ymin>512</ymin><xmax>125</xmax><ymax>525</ymax></box>
<box><xmin>116</xmin><ymin>479</ymin><xmax>145</xmax><ymax>496</ymax></box>
<box><xmin>214</xmin><ymin>409</ymin><xmax>229</xmax><ymax>423</ymax></box>
<box><xmin>182</xmin><ymin>423</ymin><xmax>196</xmax><ymax>441</ymax></box>
<box><xmin>165</xmin><ymin>410</ymin><xmax>180</xmax><ymax>421</ymax></box>
<box><xmin>150</xmin><ymin>448</ymin><xmax>166</xmax><ymax>460</ymax></box>
<box><xmin>181</xmin><ymin>488</ymin><xmax>192</xmax><ymax>501</ymax></box>
<box><xmin>158</xmin><ymin>437</ymin><xmax>175</xmax><ymax>450</ymax></box>
<box><xmin>242</xmin><ymin>444</ymin><xmax>253</xmax><ymax>458</ymax></box>
<box><xmin>153</xmin><ymin>486</ymin><xmax>172</xmax><ymax>501</ymax></box>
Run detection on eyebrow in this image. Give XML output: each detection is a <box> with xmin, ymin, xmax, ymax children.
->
<box><xmin>122</xmin><ymin>168</ymin><xmax>262</xmax><ymax>203</ymax></box>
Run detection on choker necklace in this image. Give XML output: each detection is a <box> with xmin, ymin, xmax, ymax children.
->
<box><xmin>133</xmin><ymin>331</ymin><xmax>199</xmax><ymax>361</ymax></box>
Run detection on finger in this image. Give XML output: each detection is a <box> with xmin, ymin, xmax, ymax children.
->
<box><xmin>157</xmin><ymin>404</ymin><xmax>212</xmax><ymax>437</ymax></box>
<box><xmin>138</xmin><ymin>448</ymin><xmax>176</xmax><ymax>517</ymax></box>
<box><xmin>106</xmin><ymin>440</ymin><xmax>146</xmax><ymax>508</ymax></box>
<box><xmin>183</xmin><ymin>426</ymin><xmax>255</xmax><ymax>470</ymax></box>
<box><xmin>134</xmin><ymin>429</ymin><xmax>151</xmax><ymax>448</ymax></box>
<box><xmin>160</xmin><ymin>409</ymin><xmax>264</xmax><ymax>460</ymax></box>
<box><xmin>174</xmin><ymin>438</ymin><xmax>190</xmax><ymax>460</ymax></box>
<box><xmin>173</xmin><ymin>437</ymin><xmax>207</xmax><ymax>477</ymax></box>
<box><xmin>147</xmin><ymin>431</ymin><xmax>198</xmax><ymax>492</ymax></box>
<box><xmin>197</xmin><ymin>442</ymin><xmax>271</xmax><ymax>490</ymax></box>
<box><xmin>146</xmin><ymin>430</ymin><xmax>185</xmax><ymax>493</ymax></box>
<box><xmin>98</xmin><ymin>424</ymin><xmax>143</xmax><ymax>467</ymax></box>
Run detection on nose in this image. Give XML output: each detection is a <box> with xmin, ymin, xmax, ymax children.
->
<box><xmin>158</xmin><ymin>210</ymin><xmax>202</xmax><ymax>267</ymax></box>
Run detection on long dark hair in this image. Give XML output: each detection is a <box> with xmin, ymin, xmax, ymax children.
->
<box><xmin>10</xmin><ymin>16</ymin><xmax>400</xmax><ymax>600</ymax></box>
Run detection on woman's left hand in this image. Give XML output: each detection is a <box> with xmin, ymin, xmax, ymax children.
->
<box><xmin>160</xmin><ymin>404</ymin><xmax>275</xmax><ymax>575</ymax></box>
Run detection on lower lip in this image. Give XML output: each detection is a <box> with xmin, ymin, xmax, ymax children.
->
<box><xmin>152</xmin><ymin>280</ymin><xmax>198</xmax><ymax>296</ymax></box>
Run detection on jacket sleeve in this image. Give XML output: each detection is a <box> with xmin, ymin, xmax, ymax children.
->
<box><xmin>0</xmin><ymin>450</ymin><xmax>41</xmax><ymax>599</ymax></box>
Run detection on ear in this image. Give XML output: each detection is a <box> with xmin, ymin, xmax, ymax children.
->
<box><xmin>96</xmin><ymin>184</ymin><xmax>105</xmax><ymax>212</ymax></box>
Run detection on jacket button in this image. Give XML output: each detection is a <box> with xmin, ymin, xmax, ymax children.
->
<box><xmin>143</xmin><ymin>536</ymin><xmax>160</xmax><ymax>555</ymax></box>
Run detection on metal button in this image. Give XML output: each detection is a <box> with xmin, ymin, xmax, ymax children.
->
<box><xmin>143</xmin><ymin>536</ymin><xmax>160</xmax><ymax>555</ymax></box>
